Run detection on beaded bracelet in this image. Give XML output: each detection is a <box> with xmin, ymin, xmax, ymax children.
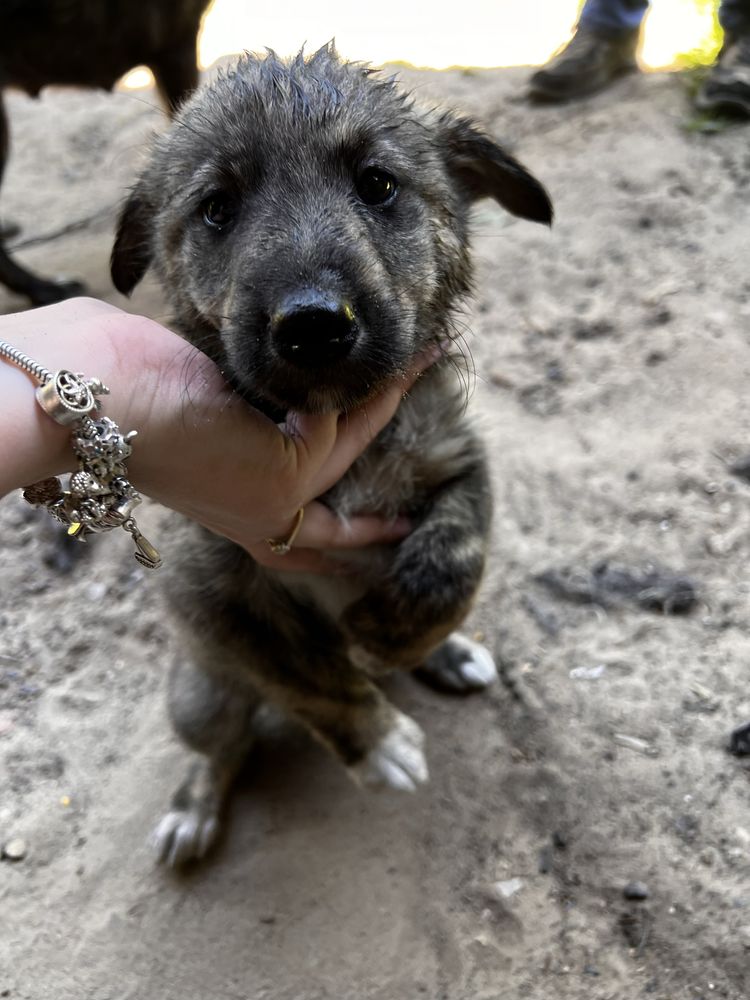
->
<box><xmin>0</xmin><ymin>338</ymin><xmax>162</xmax><ymax>569</ymax></box>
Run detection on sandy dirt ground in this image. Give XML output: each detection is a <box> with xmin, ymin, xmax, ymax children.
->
<box><xmin>1</xmin><ymin>61</ymin><xmax>750</xmax><ymax>1000</ymax></box>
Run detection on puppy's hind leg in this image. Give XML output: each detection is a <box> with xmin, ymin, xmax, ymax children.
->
<box><xmin>152</xmin><ymin>659</ymin><xmax>260</xmax><ymax>867</ymax></box>
<box><xmin>415</xmin><ymin>633</ymin><xmax>497</xmax><ymax>694</ymax></box>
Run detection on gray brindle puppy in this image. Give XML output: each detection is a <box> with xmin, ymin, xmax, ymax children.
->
<box><xmin>111</xmin><ymin>45</ymin><xmax>552</xmax><ymax>866</ymax></box>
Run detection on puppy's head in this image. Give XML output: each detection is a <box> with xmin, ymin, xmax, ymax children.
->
<box><xmin>112</xmin><ymin>44</ymin><xmax>552</xmax><ymax>413</ymax></box>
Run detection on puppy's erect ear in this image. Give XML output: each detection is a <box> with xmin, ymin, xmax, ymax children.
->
<box><xmin>442</xmin><ymin>115</ymin><xmax>553</xmax><ymax>225</ymax></box>
<box><xmin>111</xmin><ymin>189</ymin><xmax>154</xmax><ymax>295</ymax></box>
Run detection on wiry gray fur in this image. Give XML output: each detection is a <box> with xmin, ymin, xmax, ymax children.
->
<box><xmin>111</xmin><ymin>44</ymin><xmax>552</xmax><ymax>866</ymax></box>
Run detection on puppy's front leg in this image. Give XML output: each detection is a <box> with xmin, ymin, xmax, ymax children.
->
<box><xmin>253</xmin><ymin>649</ymin><xmax>429</xmax><ymax>794</ymax></box>
<box><xmin>152</xmin><ymin>658</ymin><xmax>260</xmax><ymax>867</ymax></box>
<box><xmin>343</xmin><ymin>461</ymin><xmax>497</xmax><ymax>691</ymax></box>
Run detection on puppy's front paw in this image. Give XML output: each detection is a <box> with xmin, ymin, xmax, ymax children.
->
<box><xmin>151</xmin><ymin>808</ymin><xmax>219</xmax><ymax>867</ymax></box>
<box><xmin>350</xmin><ymin>712</ymin><xmax>428</xmax><ymax>792</ymax></box>
<box><xmin>417</xmin><ymin>633</ymin><xmax>497</xmax><ymax>693</ymax></box>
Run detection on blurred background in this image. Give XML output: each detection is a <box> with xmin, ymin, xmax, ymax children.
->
<box><xmin>122</xmin><ymin>0</ymin><xmax>722</xmax><ymax>92</ymax></box>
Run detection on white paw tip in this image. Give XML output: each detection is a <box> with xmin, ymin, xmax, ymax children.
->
<box><xmin>352</xmin><ymin>714</ymin><xmax>428</xmax><ymax>792</ymax></box>
<box><xmin>453</xmin><ymin>636</ymin><xmax>497</xmax><ymax>688</ymax></box>
<box><xmin>150</xmin><ymin>809</ymin><xmax>218</xmax><ymax>867</ymax></box>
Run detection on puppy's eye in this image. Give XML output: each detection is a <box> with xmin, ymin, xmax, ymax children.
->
<box><xmin>356</xmin><ymin>168</ymin><xmax>398</xmax><ymax>206</ymax></box>
<box><xmin>200</xmin><ymin>194</ymin><xmax>236</xmax><ymax>230</ymax></box>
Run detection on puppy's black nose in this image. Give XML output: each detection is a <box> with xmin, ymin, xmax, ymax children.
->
<box><xmin>271</xmin><ymin>291</ymin><xmax>358</xmax><ymax>367</ymax></box>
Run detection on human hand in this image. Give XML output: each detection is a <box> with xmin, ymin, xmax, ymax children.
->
<box><xmin>0</xmin><ymin>298</ymin><xmax>436</xmax><ymax>571</ymax></box>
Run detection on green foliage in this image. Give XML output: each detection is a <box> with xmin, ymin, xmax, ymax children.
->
<box><xmin>674</xmin><ymin>0</ymin><xmax>722</xmax><ymax>69</ymax></box>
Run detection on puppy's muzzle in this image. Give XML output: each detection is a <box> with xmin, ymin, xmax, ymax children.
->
<box><xmin>271</xmin><ymin>289</ymin><xmax>359</xmax><ymax>368</ymax></box>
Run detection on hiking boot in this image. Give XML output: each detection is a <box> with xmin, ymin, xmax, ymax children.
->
<box><xmin>695</xmin><ymin>32</ymin><xmax>750</xmax><ymax>118</ymax></box>
<box><xmin>529</xmin><ymin>26</ymin><xmax>639</xmax><ymax>102</ymax></box>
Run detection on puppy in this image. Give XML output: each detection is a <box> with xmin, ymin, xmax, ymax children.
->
<box><xmin>111</xmin><ymin>45</ymin><xmax>552</xmax><ymax>866</ymax></box>
<box><xmin>0</xmin><ymin>0</ymin><xmax>210</xmax><ymax>305</ymax></box>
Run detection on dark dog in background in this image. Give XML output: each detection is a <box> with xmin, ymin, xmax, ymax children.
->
<box><xmin>111</xmin><ymin>45</ymin><xmax>552</xmax><ymax>866</ymax></box>
<box><xmin>0</xmin><ymin>0</ymin><xmax>210</xmax><ymax>305</ymax></box>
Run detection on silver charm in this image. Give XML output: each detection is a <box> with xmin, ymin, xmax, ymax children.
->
<box><xmin>0</xmin><ymin>339</ymin><xmax>162</xmax><ymax>571</ymax></box>
<box><xmin>35</xmin><ymin>370</ymin><xmax>110</xmax><ymax>427</ymax></box>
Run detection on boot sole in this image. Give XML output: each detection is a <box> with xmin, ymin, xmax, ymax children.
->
<box><xmin>528</xmin><ymin>61</ymin><xmax>638</xmax><ymax>103</ymax></box>
<box><xmin>694</xmin><ymin>88</ymin><xmax>750</xmax><ymax>118</ymax></box>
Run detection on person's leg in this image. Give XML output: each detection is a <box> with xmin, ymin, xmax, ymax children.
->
<box><xmin>695</xmin><ymin>0</ymin><xmax>750</xmax><ymax>117</ymax></box>
<box><xmin>717</xmin><ymin>0</ymin><xmax>750</xmax><ymax>36</ymax></box>
<box><xmin>579</xmin><ymin>0</ymin><xmax>650</xmax><ymax>36</ymax></box>
<box><xmin>528</xmin><ymin>0</ymin><xmax>649</xmax><ymax>101</ymax></box>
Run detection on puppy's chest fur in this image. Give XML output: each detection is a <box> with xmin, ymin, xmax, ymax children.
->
<box><xmin>275</xmin><ymin>361</ymin><xmax>486</xmax><ymax>619</ymax></box>
<box><xmin>324</xmin><ymin>361</ymin><xmax>477</xmax><ymax>520</ymax></box>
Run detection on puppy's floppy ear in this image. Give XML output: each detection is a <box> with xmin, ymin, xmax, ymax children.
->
<box><xmin>442</xmin><ymin>115</ymin><xmax>553</xmax><ymax>225</ymax></box>
<box><xmin>111</xmin><ymin>189</ymin><xmax>154</xmax><ymax>295</ymax></box>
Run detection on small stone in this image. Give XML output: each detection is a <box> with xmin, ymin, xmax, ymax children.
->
<box><xmin>86</xmin><ymin>581</ymin><xmax>108</xmax><ymax>602</ymax></box>
<box><xmin>623</xmin><ymin>880</ymin><xmax>650</xmax><ymax>901</ymax></box>
<box><xmin>729</xmin><ymin>455</ymin><xmax>750</xmax><ymax>483</ymax></box>
<box><xmin>2</xmin><ymin>838</ymin><xmax>26</xmax><ymax>861</ymax></box>
<box><xmin>649</xmin><ymin>307</ymin><xmax>673</xmax><ymax>326</ymax></box>
<box><xmin>614</xmin><ymin>733</ymin><xmax>656</xmax><ymax>756</ymax></box>
<box><xmin>538</xmin><ymin>844</ymin><xmax>554</xmax><ymax>874</ymax></box>
<box><xmin>569</xmin><ymin>664</ymin><xmax>606</xmax><ymax>681</ymax></box>
<box><xmin>699</xmin><ymin>847</ymin><xmax>718</xmax><ymax>867</ymax></box>
<box><xmin>494</xmin><ymin>877</ymin><xmax>524</xmax><ymax>899</ymax></box>
<box><xmin>729</xmin><ymin>721</ymin><xmax>750</xmax><ymax>756</ymax></box>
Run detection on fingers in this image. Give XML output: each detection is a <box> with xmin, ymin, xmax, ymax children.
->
<box><xmin>293</xmin><ymin>503</ymin><xmax>411</xmax><ymax>549</ymax></box>
<box><xmin>240</xmin><ymin>502</ymin><xmax>411</xmax><ymax>574</ymax></box>
<box><xmin>287</xmin><ymin>345</ymin><xmax>443</xmax><ymax>497</ymax></box>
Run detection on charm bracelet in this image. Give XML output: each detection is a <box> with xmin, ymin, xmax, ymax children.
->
<box><xmin>0</xmin><ymin>339</ymin><xmax>162</xmax><ymax>569</ymax></box>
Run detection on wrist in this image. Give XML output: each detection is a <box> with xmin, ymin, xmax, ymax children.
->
<box><xmin>1</xmin><ymin>361</ymin><xmax>71</xmax><ymax>490</ymax></box>
<box><xmin>0</xmin><ymin>298</ymin><xmax>188</xmax><ymax>498</ymax></box>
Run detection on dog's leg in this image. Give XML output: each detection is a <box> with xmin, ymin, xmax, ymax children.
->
<box><xmin>0</xmin><ymin>99</ymin><xmax>18</xmax><ymax>239</ymax></box>
<box><xmin>0</xmin><ymin>94</ymin><xmax>84</xmax><ymax>305</ymax></box>
<box><xmin>149</xmin><ymin>37</ymin><xmax>201</xmax><ymax>113</ymax></box>
<box><xmin>153</xmin><ymin>621</ymin><xmax>428</xmax><ymax>865</ymax></box>
<box><xmin>277</xmin><ymin>663</ymin><xmax>429</xmax><ymax>794</ymax></box>
<box><xmin>152</xmin><ymin>658</ymin><xmax>260</xmax><ymax>867</ymax></box>
<box><xmin>343</xmin><ymin>458</ymin><xmax>496</xmax><ymax>685</ymax></box>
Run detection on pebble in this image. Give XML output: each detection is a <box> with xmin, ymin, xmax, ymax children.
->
<box><xmin>538</xmin><ymin>844</ymin><xmax>554</xmax><ymax>874</ymax></box>
<box><xmin>570</xmin><ymin>664</ymin><xmax>606</xmax><ymax>681</ymax></box>
<box><xmin>614</xmin><ymin>733</ymin><xmax>656</xmax><ymax>756</ymax></box>
<box><xmin>2</xmin><ymin>838</ymin><xmax>27</xmax><ymax>861</ymax></box>
<box><xmin>86</xmin><ymin>581</ymin><xmax>108</xmax><ymax>602</ymax></box>
<box><xmin>623</xmin><ymin>880</ymin><xmax>650</xmax><ymax>901</ymax></box>
<box><xmin>494</xmin><ymin>877</ymin><xmax>524</xmax><ymax>899</ymax></box>
<box><xmin>729</xmin><ymin>455</ymin><xmax>750</xmax><ymax>483</ymax></box>
<box><xmin>729</xmin><ymin>721</ymin><xmax>750</xmax><ymax>757</ymax></box>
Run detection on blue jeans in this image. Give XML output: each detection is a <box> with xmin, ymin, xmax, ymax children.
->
<box><xmin>580</xmin><ymin>0</ymin><xmax>750</xmax><ymax>36</ymax></box>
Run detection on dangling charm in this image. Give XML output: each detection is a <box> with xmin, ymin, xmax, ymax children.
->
<box><xmin>0</xmin><ymin>341</ymin><xmax>164</xmax><ymax>571</ymax></box>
